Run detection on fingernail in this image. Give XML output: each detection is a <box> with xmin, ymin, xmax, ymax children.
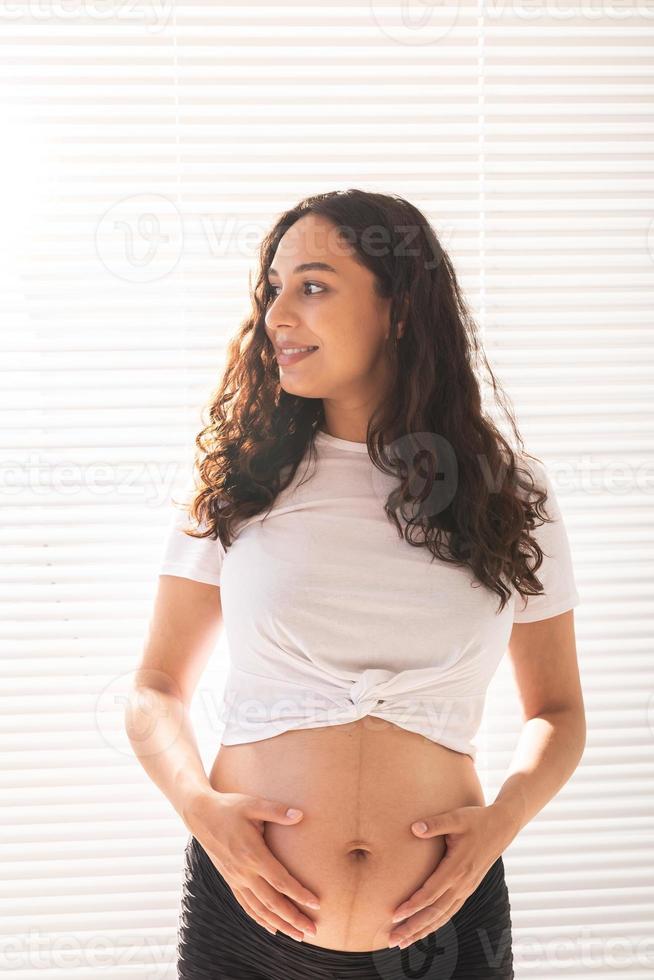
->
<box><xmin>306</xmin><ymin>899</ymin><xmax>320</xmax><ymax>909</ymax></box>
<box><xmin>413</xmin><ymin>821</ymin><xmax>428</xmax><ymax>833</ymax></box>
<box><xmin>286</xmin><ymin>808</ymin><xmax>302</xmax><ymax>818</ymax></box>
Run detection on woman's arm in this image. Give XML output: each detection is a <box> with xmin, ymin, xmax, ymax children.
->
<box><xmin>386</xmin><ymin>609</ymin><xmax>586</xmax><ymax>945</ymax></box>
<box><xmin>124</xmin><ymin>574</ymin><xmax>223</xmax><ymax>828</ymax></box>
<box><xmin>491</xmin><ymin>608</ymin><xmax>587</xmax><ymax>836</ymax></box>
<box><xmin>125</xmin><ymin>573</ymin><xmax>324</xmax><ymax>937</ymax></box>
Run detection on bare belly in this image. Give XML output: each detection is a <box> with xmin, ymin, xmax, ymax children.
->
<box><xmin>208</xmin><ymin>714</ymin><xmax>486</xmax><ymax>952</ymax></box>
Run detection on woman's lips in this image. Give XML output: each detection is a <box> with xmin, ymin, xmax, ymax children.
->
<box><xmin>276</xmin><ymin>348</ymin><xmax>319</xmax><ymax>366</ymax></box>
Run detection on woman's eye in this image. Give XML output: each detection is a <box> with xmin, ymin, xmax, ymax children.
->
<box><xmin>269</xmin><ymin>282</ymin><xmax>324</xmax><ymax>297</ymax></box>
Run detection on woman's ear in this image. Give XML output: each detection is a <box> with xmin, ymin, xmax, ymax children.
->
<box><xmin>397</xmin><ymin>294</ymin><xmax>409</xmax><ymax>338</ymax></box>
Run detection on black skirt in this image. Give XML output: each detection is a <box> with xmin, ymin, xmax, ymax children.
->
<box><xmin>177</xmin><ymin>834</ymin><xmax>515</xmax><ymax>979</ymax></box>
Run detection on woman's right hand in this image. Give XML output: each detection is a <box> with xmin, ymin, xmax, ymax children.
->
<box><xmin>185</xmin><ymin>788</ymin><xmax>321</xmax><ymax>942</ymax></box>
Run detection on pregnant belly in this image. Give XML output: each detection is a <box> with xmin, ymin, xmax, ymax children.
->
<box><xmin>208</xmin><ymin>715</ymin><xmax>486</xmax><ymax>952</ymax></box>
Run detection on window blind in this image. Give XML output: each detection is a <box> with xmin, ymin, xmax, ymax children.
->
<box><xmin>477</xmin><ymin>12</ymin><xmax>654</xmax><ymax>980</ymax></box>
<box><xmin>1</xmin><ymin>5</ymin><xmax>652</xmax><ymax>978</ymax></box>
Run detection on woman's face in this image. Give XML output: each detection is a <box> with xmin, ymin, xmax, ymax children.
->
<box><xmin>263</xmin><ymin>213</ymin><xmax>397</xmax><ymax>407</ymax></box>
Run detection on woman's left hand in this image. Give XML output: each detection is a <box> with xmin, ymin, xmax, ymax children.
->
<box><xmin>388</xmin><ymin>802</ymin><xmax>518</xmax><ymax>949</ymax></box>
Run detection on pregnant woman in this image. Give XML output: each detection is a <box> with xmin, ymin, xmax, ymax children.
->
<box><xmin>126</xmin><ymin>189</ymin><xmax>585</xmax><ymax>979</ymax></box>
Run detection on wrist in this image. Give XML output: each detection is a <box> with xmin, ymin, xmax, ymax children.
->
<box><xmin>489</xmin><ymin>795</ymin><xmax>525</xmax><ymax>847</ymax></box>
<box><xmin>177</xmin><ymin>772</ymin><xmax>216</xmax><ymax>832</ymax></box>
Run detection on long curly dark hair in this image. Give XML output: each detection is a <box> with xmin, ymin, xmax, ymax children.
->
<box><xmin>178</xmin><ymin>188</ymin><xmax>554</xmax><ymax>616</ymax></box>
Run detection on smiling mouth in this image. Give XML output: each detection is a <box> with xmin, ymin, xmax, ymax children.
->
<box><xmin>276</xmin><ymin>347</ymin><xmax>319</xmax><ymax>366</ymax></box>
<box><xmin>276</xmin><ymin>344</ymin><xmax>318</xmax><ymax>354</ymax></box>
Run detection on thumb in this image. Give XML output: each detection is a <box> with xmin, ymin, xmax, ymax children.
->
<box><xmin>411</xmin><ymin>810</ymin><xmax>459</xmax><ymax>838</ymax></box>
<box><xmin>249</xmin><ymin>798</ymin><xmax>305</xmax><ymax>824</ymax></box>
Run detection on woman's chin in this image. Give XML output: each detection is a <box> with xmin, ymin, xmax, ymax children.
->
<box><xmin>279</xmin><ymin>376</ymin><xmax>321</xmax><ymax>396</ymax></box>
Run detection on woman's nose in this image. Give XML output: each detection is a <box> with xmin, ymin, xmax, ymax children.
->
<box><xmin>265</xmin><ymin>300</ymin><xmax>299</xmax><ymax>330</ymax></box>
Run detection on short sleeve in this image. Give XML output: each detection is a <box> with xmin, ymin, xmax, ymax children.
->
<box><xmin>158</xmin><ymin>502</ymin><xmax>225</xmax><ymax>587</ymax></box>
<box><xmin>513</xmin><ymin>460</ymin><xmax>580</xmax><ymax>624</ymax></box>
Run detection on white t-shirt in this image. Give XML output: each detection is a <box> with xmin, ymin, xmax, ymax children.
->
<box><xmin>158</xmin><ymin>430</ymin><xmax>580</xmax><ymax>760</ymax></box>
